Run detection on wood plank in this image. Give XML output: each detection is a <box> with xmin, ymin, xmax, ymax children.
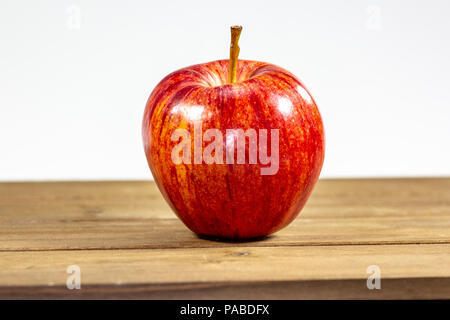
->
<box><xmin>0</xmin><ymin>179</ymin><xmax>449</xmax><ymax>251</ymax></box>
<box><xmin>0</xmin><ymin>244</ymin><xmax>449</xmax><ymax>299</ymax></box>
<box><xmin>2</xmin><ymin>215</ymin><xmax>450</xmax><ymax>251</ymax></box>
<box><xmin>4</xmin><ymin>278</ymin><xmax>450</xmax><ymax>299</ymax></box>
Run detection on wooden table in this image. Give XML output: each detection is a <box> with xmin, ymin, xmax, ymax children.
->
<box><xmin>0</xmin><ymin>178</ymin><xmax>449</xmax><ymax>299</ymax></box>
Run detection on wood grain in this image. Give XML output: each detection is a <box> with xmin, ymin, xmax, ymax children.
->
<box><xmin>0</xmin><ymin>178</ymin><xmax>449</xmax><ymax>251</ymax></box>
<box><xmin>5</xmin><ymin>278</ymin><xmax>450</xmax><ymax>300</ymax></box>
<box><xmin>0</xmin><ymin>178</ymin><xmax>449</xmax><ymax>299</ymax></box>
<box><xmin>0</xmin><ymin>244</ymin><xmax>450</xmax><ymax>299</ymax></box>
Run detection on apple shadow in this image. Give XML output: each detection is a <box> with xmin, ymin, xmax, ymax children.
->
<box><xmin>196</xmin><ymin>233</ymin><xmax>274</xmax><ymax>244</ymax></box>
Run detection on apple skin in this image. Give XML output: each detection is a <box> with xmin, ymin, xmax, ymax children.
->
<box><xmin>143</xmin><ymin>59</ymin><xmax>324</xmax><ymax>240</ymax></box>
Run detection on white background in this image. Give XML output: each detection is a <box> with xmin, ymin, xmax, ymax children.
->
<box><xmin>1</xmin><ymin>0</ymin><xmax>449</xmax><ymax>181</ymax></box>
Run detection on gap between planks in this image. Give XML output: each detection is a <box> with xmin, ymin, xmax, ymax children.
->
<box><xmin>2</xmin><ymin>239</ymin><xmax>450</xmax><ymax>253</ymax></box>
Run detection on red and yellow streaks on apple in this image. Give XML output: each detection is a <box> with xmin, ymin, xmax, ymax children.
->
<box><xmin>142</xmin><ymin>58</ymin><xmax>324</xmax><ymax>240</ymax></box>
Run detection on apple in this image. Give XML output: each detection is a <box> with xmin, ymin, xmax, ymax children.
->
<box><xmin>142</xmin><ymin>26</ymin><xmax>324</xmax><ymax>240</ymax></box>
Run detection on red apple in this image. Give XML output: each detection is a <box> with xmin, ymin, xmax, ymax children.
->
<box><xmin>142</xmin><ymin>27</ymin><xmax>324</xmax><ymax>240</ymax></box>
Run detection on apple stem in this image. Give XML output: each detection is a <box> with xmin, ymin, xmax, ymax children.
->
<box><xmin>228</xmin><ymin>25</ymin><xmax>242</xmax><ymax>84</ymax></box>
